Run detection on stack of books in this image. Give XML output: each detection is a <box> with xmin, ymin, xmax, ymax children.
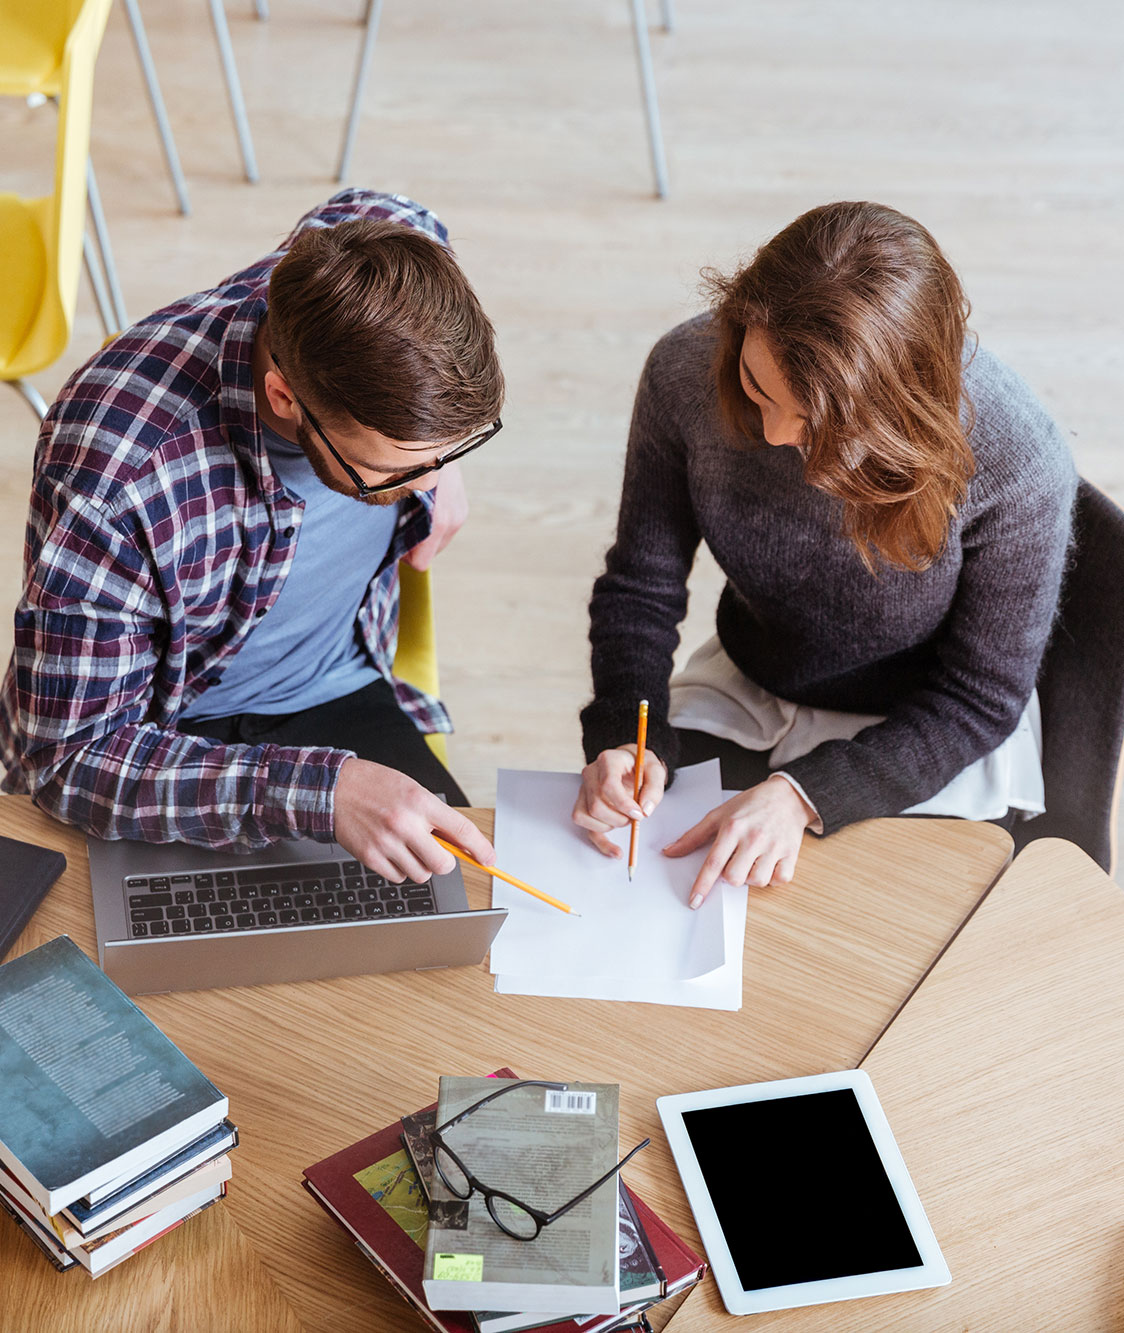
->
<box><xmin>0</xmin><ymin>935</ymin><xmax>236</xmax><ymax>1277</ymax></box>
<box><xmin>303</xmin><ymin>1070</ymin><xmax>706</xmax><ymax>1332</ymax></box>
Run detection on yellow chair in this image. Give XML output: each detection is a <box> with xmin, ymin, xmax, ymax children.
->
<box><xmin>393</xmin><ymin>562</ymin><xmax>449</xmax><ymax>765</ymax></box>
<box><xmin>0</xmin><ymin>0</ymin><xmax>126</xmax><ymax>334</ymax></box>
<box><xmin>0</xmin><ymin>0</ymin><xmax>117</xmax><ymax>415</ymax></box>
<box><xmin>0</xmin><ymin>1</ymin><xmax>78</xmax><ymax>97</ymax></box>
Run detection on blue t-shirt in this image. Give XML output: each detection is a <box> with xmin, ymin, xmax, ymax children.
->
<box><xmin>181</xmin><ymin>423</ymin><xmax>400</xmax><ymax>720</ymax></box>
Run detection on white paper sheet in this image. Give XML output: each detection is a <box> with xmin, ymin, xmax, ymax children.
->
<box><xmin>494</xmin><ymin>876</ymin><xmax>747</xmax><ymax>1010</ymax></box>
<box><xmin>490</xmin><ymin>763</ymin><xmax>747</xmax><ymax>1009</ymax></box>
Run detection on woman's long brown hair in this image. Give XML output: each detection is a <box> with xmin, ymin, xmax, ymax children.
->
<box><xmin>707</xmin><ymin>202</ymin><xmax>976</xmax><ymax>571</ymax></box>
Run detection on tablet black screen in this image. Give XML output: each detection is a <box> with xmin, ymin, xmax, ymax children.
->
<box><xmin>682</xmin><ymin>1088</ymin><xmax>922</xmax><ymax>1290</ymax></box>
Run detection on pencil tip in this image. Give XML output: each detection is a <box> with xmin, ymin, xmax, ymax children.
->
<box><xmin>628</xmin><ymin>868</ymin><xmax>633</xmax><ymax>881</ymax></box>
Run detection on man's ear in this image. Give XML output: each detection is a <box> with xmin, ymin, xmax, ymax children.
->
<box><xmin>263</xmin><ymin>368</ymin><xmax>300</xmax><ymax>423</ymax></box>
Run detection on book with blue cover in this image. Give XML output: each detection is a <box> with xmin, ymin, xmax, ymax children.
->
<box><xmin>64</xmin><ymin>1119</ymin><xmax>237</xmax><ymax>1232</ymax></box>
<box><xmin>0</xmin><ymin>936</ymin><xmax>228</xmax><ymax>1214</ymax></box>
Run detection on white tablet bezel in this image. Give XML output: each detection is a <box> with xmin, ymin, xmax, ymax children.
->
<box><xmin>657</xmin><ymin>1069</ymin><xmax>950</xmax><ymax>1315</ymax></box>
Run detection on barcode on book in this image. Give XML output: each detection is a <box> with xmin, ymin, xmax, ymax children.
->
<box><xmin>544</xmin><ymin>1089</ymin><xmax>597</xmax><ymax>1114</ymax></box>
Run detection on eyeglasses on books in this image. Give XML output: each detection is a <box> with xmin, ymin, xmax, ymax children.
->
<box><xmin>429</xmin><ymin>1079</ymin><xmax>651</xmax><ymax>1241</ymax></box>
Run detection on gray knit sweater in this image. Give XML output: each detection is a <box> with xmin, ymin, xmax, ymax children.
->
<box><xmin>580</xmin><ymin>315</ymin><xmax>1077</xmax><ymax>834</ymax></box>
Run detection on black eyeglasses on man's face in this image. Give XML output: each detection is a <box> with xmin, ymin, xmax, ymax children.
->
<box><xmin>429</xmin><ymin>1079</ymin><xmax>651</xmax><ymax>1241</ymax></box>
<box><xmin>270</xmin><ymin>354</ymin><xmax>501</xmax><ymax>499</ymax></box>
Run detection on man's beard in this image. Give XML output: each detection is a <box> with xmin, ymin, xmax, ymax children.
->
<box><xmin>295</xmin><ymin>420</ymin><xmax>410</xmax><ymax>507</ymax></box>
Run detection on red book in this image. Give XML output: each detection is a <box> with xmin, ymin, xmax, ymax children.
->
<box><xmin>303</xmin><ymin>1070</ymin><xmax>516</xmax><ymax>1333</ymax></box>
<box><xmin>301</xmin><ymin>1073</ymin><xmax>705</xmax><ymax>1333</ymax></box>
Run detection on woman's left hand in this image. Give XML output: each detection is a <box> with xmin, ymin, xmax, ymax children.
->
<box><xmin>663</xmin><ymin>774</ymin><xmax>816</xmax><ymax>908</ymax></box>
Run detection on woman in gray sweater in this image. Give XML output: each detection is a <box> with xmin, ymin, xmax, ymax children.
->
<box><xmin>574</xmin><ymin>202</ymin><xmax>1076</xmax><ymax>907</ymax></box>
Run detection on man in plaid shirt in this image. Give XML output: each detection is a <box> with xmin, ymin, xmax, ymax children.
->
<box><xmin>0</xmin><ymin>190</ymin><xmax>502</xmax><ymax>883</ymax></box>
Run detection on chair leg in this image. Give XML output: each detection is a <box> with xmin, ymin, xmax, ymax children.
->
<box><xmin>207</xmin><ymin>0</ymin><xmax>260</xmax><ymax>183</ymax></box>
<box><xmin>85</xmin><ymin>162</ymin><xmax>128</xmax><ymax>331</ymax></box>
<box><xmin>82</xmin><ymin>231</ymin><xmax>117</xmax><ymax>338</ymax></box>
<box><xmin>253</xmin><ymin>0</ymin><xmax>270</xmax><ymax>18</ymax></box>
<box><xmin>336</xmin><ymin>0</ymin><xmax>384</xmax><ymax>183</ymax></box>
<box><xmin>9</xmin><ymin>379</ymin><xmax>50</xmax><ymax>421</ymax></box>
<box><xmin>121</xmin><ymin>0</ymin><xmax>192</xmax><ymax>216</ymax></box>
<box><xmin>628</xmin><ymin>0</ymin><xmax>669</xmax><ymax>198</ymax></box>
<box><xmin>659</xmin><ymin>0</ymin><xmax>674</xmax><ymax>32</ymax></box>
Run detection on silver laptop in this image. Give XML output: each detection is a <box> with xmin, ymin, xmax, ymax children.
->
<box><xmin>88</xmin><ymin>834</ymin><xmax>507</xmax><ymax>996</ymax></box>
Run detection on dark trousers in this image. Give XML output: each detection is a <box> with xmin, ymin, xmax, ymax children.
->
<box><xmin>179</xmin><ymin>677</ymin><xmax>469</xmax><ymax>806</ymax></box>
<box><xmin>674</xmin><ymin>728</ymin><xmax>1018</xmax><ymax>833</ymax></box>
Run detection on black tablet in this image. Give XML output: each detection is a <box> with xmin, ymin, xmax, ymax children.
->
<box><xmin>657</xmin><ymin>1070</ymin><xmax>950</xmax><ymax>1314</ymax></box>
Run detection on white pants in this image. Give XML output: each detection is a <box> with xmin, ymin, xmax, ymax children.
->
<box><xmin>669</xmin><ymin>636</ymin><xmax>1045</xmax><ymax>821</ymax></box>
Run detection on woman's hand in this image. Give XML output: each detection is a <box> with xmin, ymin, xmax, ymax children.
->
<box><xmin>663</xmin><ymin>774</ymin><xmax>815</xmax><ymax>907</ymax></box>
<box><xmin>572</xmin><ymin>745</ymin><xmax>668</xmax><ymax>857</ymax></box>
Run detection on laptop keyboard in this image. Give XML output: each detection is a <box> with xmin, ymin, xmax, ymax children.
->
<box><xmin>123</xmin><ymin>859</ymin><xmax>437</xmax><ymax>937</ymax></box>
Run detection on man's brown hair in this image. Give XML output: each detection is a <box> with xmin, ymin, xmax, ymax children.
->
<box><xmin>268</xmin><ymin>218</ymin><xmax>504</xmax><ymax>441</ymax></box>
<box><xmin>706</xmin><ymin>201</ymin><xmax>976</xmax><ymax>572</ymax></box>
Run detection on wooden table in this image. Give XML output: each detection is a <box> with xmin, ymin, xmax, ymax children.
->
<box><xmin>0</xmin><ymin>798</ymin><xmax>1012</xmax><ymax>1333</ymax></box>
<box><xmin>754</xmin><ymin>838</ymin><xmax>1124</xmax><ymax>1332</ymax></box>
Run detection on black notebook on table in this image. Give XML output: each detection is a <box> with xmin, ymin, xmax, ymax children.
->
<box><xmin>0</xmin><ymin>834</ymin><xmax>66</xmax><ymax>961</ymax></box>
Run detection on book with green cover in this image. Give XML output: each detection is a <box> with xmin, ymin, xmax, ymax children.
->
<box><xmin>422</xmin><ymin>1078</ymin><xmax>621</xmax><ymax>1315</ymax></box>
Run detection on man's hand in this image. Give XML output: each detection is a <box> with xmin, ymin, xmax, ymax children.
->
<box><xmin>332</xmin><ymin>756</ymin><xmax>494</xmax><ymax>882</ymax></box>
<box><xmin>663</xmin><ymin>774</ymin><xmax>815</xmax><ymax>908</ymax></box>
<box><xmin>572</xmin><ymin>745</ymin><xmax>668</xmax><ymax>858</ymax></box>
<box><xmin>404</xmin><ymin>463</ymin><xmax>468</xmax><ymax>571</ymax></box>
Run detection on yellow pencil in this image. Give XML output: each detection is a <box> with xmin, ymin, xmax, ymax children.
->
<box><xmin>433</xmin><ymin>836</ymin><xmax>580</xmax><ymax>916</ymax></box>
<box><xmin>628</xmin><ymin>699</ymin><xmax>649</xmax><ymax>882</ymax></box>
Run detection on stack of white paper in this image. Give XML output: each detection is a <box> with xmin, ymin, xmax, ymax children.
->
<box><xmin>490</xmin><ymin>761</ymin><xmax>748</xmax><ymax>1010</ymax></box>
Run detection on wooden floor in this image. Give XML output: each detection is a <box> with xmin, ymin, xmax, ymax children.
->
<box><xmin>1</xmin><ymin>0</ymin><xmax>1120</xmax><ymax>850</ymax></box>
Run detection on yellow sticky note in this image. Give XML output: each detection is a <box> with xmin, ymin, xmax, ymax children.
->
<box><xmin>433</xmin><ymin>1253</ymin><xmax>484</xmax><ymax>1282</ymax></box>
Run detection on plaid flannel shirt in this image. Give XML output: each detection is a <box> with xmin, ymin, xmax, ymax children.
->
<box><xmin>0</xmin><ymin>190</ymin><xmax>452</xmax><ymax>849</ymax></box>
